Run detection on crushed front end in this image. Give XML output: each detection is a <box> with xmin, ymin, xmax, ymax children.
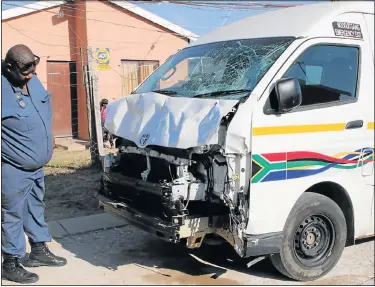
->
<box><xmin>98</xmin><ymin>138</ymin><xmax>249</xmax><ymax>255</ymax></box>
<box><xmin>97</xmin><ymin>36</ymin><xmax>295</xmax><ymax>258</ymax></box>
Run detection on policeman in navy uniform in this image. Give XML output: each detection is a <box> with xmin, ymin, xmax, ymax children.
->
<box><xmin>2</xmin><ymin>45</ymin><xmax>67</xmax><ymax>284</ymax></box>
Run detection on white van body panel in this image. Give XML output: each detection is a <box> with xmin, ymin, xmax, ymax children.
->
<box><xmin>105</xmin><ymin>93</ymin><xmax>239</xmax><ymax>149</ymax></box>
<box><xmin>190</xmin><ymin>2</ymin><xmax>374</xmax><ymax>47</ymax></box>
<box><xmin>245</xmin><ymin>11</ymin><xmax>374</xmax><ymax>237</ymax></box>
<box><xmin>363</xmin><ymin>13</ymin><xmax>374</xmax><ymax>57</ymax></box>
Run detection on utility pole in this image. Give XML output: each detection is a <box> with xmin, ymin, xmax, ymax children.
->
<box><xmin>81</xmin><ymin>47</ymin><xmax>95</xmax><ymax>164</ymax></box>
<box><xmin>86</xmin><ymin>46</ymin><xmax>104</xmax><ymax>165</ymax></box>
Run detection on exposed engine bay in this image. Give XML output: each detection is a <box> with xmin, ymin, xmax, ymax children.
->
<box><xmin>99</xmin><ymin>102</ymin><xmax>252</xmax><ymax>257</ymax></box>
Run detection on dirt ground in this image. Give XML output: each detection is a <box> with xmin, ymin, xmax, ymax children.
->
<box><xmin>43</xmin><ymin>148</ymin><xmax>103</xmax><ymax>222</ymax></box>
<box><xmin>3</xmin><ymin>226</ymin><xmax>374</xmax><ymax>285</ymax></box>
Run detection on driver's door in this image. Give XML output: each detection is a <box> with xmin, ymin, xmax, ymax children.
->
<box><xmin>248</xmin><ymin>36</ymin><xmax>374</xmax><ymax>236</ymax></box>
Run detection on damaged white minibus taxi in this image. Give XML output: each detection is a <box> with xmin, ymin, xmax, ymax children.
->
<box><xmin>99</xmin><ymin>1</ymin><xmax>374</xmax><ymax>281</ymax></box>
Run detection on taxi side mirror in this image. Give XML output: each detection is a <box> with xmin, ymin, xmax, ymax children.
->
<box><xmin>275</xmin><ymin>77</ymin><xmax>302</xmax><ymax>113</ymax></box>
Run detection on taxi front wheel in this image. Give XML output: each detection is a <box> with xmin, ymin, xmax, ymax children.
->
<box><xmin>270</xmin><ymin>192</ymin><xmax>347</xmax><ymax>281</ymax></box>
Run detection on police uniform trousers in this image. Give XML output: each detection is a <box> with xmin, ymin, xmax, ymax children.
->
<box><xmin>1</xmin><ymin>162</ymin><xmax>51</xmax><ymax>258</ymax></box>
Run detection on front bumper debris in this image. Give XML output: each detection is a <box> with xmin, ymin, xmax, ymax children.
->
<box><xmin>98</xmin><ymin>194</ymin><xmax>181</xmax><ymax>242</ymax></box>
<box><xmin>244</xmin><ymin>232</ymin><xmax>283</xmax><ymax>257</ymax></box>
<box><xmin>98</xmin><ymin>193</ymin><xmax>230</xmax><ymax>249</ymax></box>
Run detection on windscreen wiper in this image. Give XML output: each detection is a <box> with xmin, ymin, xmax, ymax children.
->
<box><xmin>152</xmin><ymin>89</ymin><xmax>178</xmax><ymax>95</ymax></box>
<box><xmin>193</xmin><ymin>89</ymin><xmax>252</xmax><ymax>98</ymax></box>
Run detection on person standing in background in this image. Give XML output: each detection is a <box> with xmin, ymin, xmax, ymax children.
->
<box><xmin>100</xmin><ymin>98</ymin><xmax>108</xmax><ymax>127</ymax></box>
<box><xmin>2</xmin><ymin>44</ymin><xmax>67</xmax><ymax>284</ymax></box>
<box><xmin>100</xmin><ymin>98</ymin><xmax>114</xmax><ymax>148</ymax></box>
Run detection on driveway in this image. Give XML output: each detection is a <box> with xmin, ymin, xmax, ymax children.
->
<box><xmin>2</xmin><ymin>224</ymin><xmax>374</xmax><ymax>285</ymax></box>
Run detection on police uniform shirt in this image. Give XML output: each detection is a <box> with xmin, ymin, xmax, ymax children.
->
<box><xmin>1</xmin><ymin>74</ymin><xmax>53</xmax><ymax>171</ymax></box>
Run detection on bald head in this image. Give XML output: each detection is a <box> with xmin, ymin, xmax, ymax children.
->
<box><xmin>3</xmin><ymin>44</ymin><xmax>38</xmax><ymax>88</ymax></box>
<box><xmin>5</xmin><ymin>44</ymin><xmax>35</xmax><ymax>65</ymax></box>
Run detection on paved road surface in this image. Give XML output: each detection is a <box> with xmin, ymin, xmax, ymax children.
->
<box><xmin>2</xmin><ymin>225</ymin><xmax>374</xmax><ymax>285</ymax></box>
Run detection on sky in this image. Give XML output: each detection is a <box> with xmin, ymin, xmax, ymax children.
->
<box><xmin>2</xmin><ymin>1</ymin><xmax>320</xmax><ymax>36</ymax></box>
<box><xmin>135</xmin><ymin>1</ymin><xmax>319</xmax><ymax>35</ymax></box>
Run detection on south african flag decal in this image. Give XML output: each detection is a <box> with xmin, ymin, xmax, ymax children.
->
<box><xmin>251</xmin><ymin>148</ymin><xmax>374</xmax><ymax>183</ymax></box>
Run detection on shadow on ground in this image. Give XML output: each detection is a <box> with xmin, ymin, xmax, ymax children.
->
<box><xmin>50</xmin><ymin>225</ymin><xmax>289</xmax><ymax>284</ymax></box>
<box><xmin>44</xmin><ymin>165</ymin><xmax>103</xmax><ymax>222</ymax></box>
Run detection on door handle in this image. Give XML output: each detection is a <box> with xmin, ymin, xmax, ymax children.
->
<box><xmin>345</xmin><ymin>120</ymin><xmax>363</xmax><ymax>129</ymax></box>
<box><xmin>361</xmin><ymin>148</ymin><xmax>374</xmax><ymax>177</ymax></box>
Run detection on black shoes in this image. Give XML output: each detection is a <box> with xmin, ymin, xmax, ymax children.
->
<box><xmin>2</xmin><ymin>242</ymin><xmax>67</xmax><ymax>283</ymax></box>
<box><xmin>2</xmin><ymin>254</ymin><xmax>39</xmax><ymax>284</ymax></box>
<box><xmin>23</xmin><ymin>242</ymin><xmax>67</xmax><ymax>267</ymax></box>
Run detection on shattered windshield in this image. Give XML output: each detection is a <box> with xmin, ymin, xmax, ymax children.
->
<box><xmin>135</xmin><ymin>37</ymin><xmax>294</xmax><ymax>100</ymax></box>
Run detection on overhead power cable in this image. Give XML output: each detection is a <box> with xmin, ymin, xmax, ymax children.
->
<box><xmin>4</xmin><ymin>2</ymin><xmax>199</xmax><ymax>39</ymax></box>
<box><xmin>5</xmin><ymin>21</ymin><xmax>166</xmax><ymax>69</ymax></box>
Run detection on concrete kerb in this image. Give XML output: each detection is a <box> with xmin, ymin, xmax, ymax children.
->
<box><xmin>48</xmin><ymin>213</ymin><xmax>128</xmax><ymax>238</ymax></box>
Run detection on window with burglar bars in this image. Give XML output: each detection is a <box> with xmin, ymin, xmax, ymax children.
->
<box><xmin>121</xmin><ymin>60</ymin><xmax>159</xmax><ymax>97</ymax></box>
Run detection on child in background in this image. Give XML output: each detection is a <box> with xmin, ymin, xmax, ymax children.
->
<box><xmin>100</xmin><ymin>98</ymin><xmax>108</xmax><ymax>127</ymax></box>
<box><xmin>100</xmin><ymin>98</ymin><xmax>114</xmax><ymax>148</ymax></box>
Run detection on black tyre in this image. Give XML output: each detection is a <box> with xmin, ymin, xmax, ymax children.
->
<box><xmin>270</xmin><ymin>192</ymin><xmax>347</xmax><ymax>281</ymax></box>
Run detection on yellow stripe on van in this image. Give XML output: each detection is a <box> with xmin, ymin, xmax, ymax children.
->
<box><xmin>253</xmin><ymin>123</ymin><xmax>346</xmax><ymax>136</ymax></box>
<box><xmin>333</xmin><ymin>151</ymin><xmax>361</xmax><ymax>158</ymax></box>
<box><xmin>368</xmin><ymin>122</ymin><xmax>374</xmax><ymax>130</ymax></box>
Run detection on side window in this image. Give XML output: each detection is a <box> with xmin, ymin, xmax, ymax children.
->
<box><xmin>283</xmin><ymin>45</ymin><xmax>359</xmax><ymax>106</ymax></box>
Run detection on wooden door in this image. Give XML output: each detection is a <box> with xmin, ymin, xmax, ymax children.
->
<box><xmin>47</xmin><ymin>62</ymin><xmax>75</xmax><ymax>137</ymax></box>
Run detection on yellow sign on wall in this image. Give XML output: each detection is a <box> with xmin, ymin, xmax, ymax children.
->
<box><xmin>96</xmin><ymin>48</ymin><xmax>110</xmax><ymax>71</ymax></box>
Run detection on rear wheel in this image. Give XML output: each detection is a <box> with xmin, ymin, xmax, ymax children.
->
<box><xmin>270</xmin><ymin>192</ymin><xmax>347</xmax><ymax>281</ymax></box>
